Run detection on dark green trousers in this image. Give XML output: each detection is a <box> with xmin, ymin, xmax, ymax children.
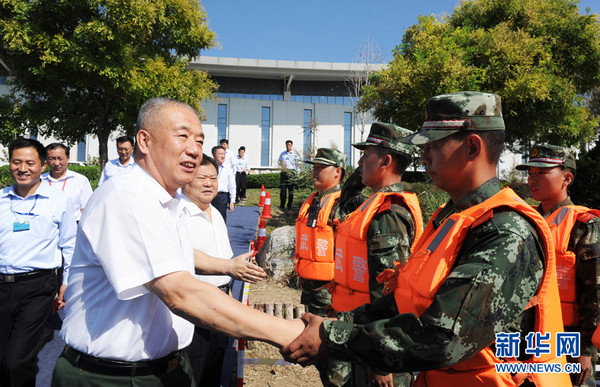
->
<box><xmin>51</xmin><ymin>349</ymin><xmax>195</xmax><ymax>387</ymax></box>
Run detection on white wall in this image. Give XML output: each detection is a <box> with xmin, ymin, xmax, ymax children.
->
<box><xmin>200</xmin><ymin>97</ymin><xmax>375</xmax><ymax>168</ymax></box>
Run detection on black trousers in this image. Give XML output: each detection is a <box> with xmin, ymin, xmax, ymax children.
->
<box><xmin>211</xmin><ymin>192</ymin><xmax>229</xmax><ymax>222</ymax></box>
<box><xmin>235</xmin><ymin>172</ymin><xmax>247</xmax><ymax>202</ymax></box>
<box><xmin>280</xmin><ymin>171</ymin><xmax>295</xmax><ymax>208</ymax></box>
<box><xmin>0</xmin><ymin>271</ymin><xmax>57</xmax><ymax>387</ymax></box>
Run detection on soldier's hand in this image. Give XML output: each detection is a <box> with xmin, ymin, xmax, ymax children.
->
<box><xmin>228</xmin><ymin>253</ymin><xmax>266</xmax><ymax>283</ymax></box>
<box><xmin>572</xmin><ymin>355</ymin><xmax>591</xmax><ymax>386</ymax></box>
<box><xmin>367</xmin><ymin>368</ymin><xmax>394</xmax><ymax>387</ymax></box>
<box><xmin>281</xmin><ymin>313</ymin><xmax>327</xmax><ymax>367</ymax></box>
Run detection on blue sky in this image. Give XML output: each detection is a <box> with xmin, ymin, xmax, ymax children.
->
<box><xmin>200</xmin><ymin>0</ymin><xmax>600</xmax><ymax>63</ymax></box>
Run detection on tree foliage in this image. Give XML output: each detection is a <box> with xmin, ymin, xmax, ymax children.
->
<box><xmin>359</xmin><ymin>0</ymin><xmax>600</xmax><ymax>147</ymax></box>
<box><xmin>0</xmin><ymin>0</ymin><xmax>216</xmax><ymax>166</ymax></box>
<box><xmin>570</xmin><ymin>144</ymin><xmax>600</xmax><ymax>209</ymax></box>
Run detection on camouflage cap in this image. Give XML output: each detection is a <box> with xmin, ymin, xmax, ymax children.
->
<box><xmin>305</xmin><ymin>148</ymin><xmax>347</xmax><ymax>169</ymax></box>
<box><xmin>515</xmin><ymin>144</ymin><xmax>577</xmax><ymax>171</ymax></box>
<box><xmin>400</xmin><ymin>91</ymin><xmax>505</xmax><ymax>145</ymax></box>
<box><xmin>352</xmin><ymin>122</ymin><xmax>414</xmax><ymax>154</ymax></box>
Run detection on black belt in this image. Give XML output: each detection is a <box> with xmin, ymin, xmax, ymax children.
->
<box><xmin>217</xmin><ymin>192</ymin><xmax>229</xmax><ymax>195</ymax></box>
<box><xmin>0</xmin><ymin>269</ymin><xmax>55</xmax><ymax>283</ymax></box>
<box><xmin>62</xmin><ymin>345</ymin><xmax>183</xmax><ymax>376</ymax></box>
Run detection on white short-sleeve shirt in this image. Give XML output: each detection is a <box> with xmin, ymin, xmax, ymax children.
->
<box><xmin>181</xmin><ymin>196</ymin><xmax>233</xmax><ymax>287</ymax></box>
<box><xmin>60</xmin><ymin>165</ymin><xmax>195</xmax><ymax>361</ymax></box>
<box><xmin>41</xmin><ymin>170</ymin><xmax>93</xmax><ymax>222</ymax></box>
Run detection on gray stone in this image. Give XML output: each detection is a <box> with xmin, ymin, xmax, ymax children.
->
<box><xmin>256</xmin><ymin>225</ymin><xmax>296</xmax><ymax>281</ymax></box>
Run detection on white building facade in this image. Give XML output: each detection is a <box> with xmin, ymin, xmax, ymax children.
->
<box><xmin>1</xmin><ymin>56</ymin><xmax>523</xmax><ymax>179</ymax></box>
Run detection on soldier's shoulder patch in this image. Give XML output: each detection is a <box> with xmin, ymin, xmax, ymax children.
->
<box><xmin>472</xmin><ymin>209</ymin><xmax>494</xmax><ymax>229</ymax></box>
<box><xmin>577</xmin><ymin>212</ymin><xmax>597</xmax><ymax>223</ymax></box>
<box><xmin>377</xmin><ymin>197</ymin><xmax>392</xmax><ymax>214</ymax></box>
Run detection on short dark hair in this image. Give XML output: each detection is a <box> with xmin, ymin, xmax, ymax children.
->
<box><xmin>46</xmin><ymin>143</ymin><xmax>70</xmax><ymax>157</ymax></box>
<box><xmin>450</xmin><ymin>130</ymin><xmax>505</xmax><ymax>164</ymax></box>
<box><xmin>285</xmin><ymin>140</ymin><xmax>293</xmax><ymax>146</ymax></box>
<box><xmin>201</xmin><ymin>153</ymin><xmax>218</xmax><ymax>173</ymax></box>
<box><xmin>220</xmin><ymin>139</ymin><xmax>229</xmax><ymax>145</ymax></box>
<box><xmin>212</xmin><ymin>145</ymin><xmax>224</xmax><ymax>156</ymax></box>
<box><xmin>238</xmin><ymin>146</ymin><xmax>245</xmax><ymax>152</ymax></box>
<box><xmin>116</xmin><ymin>135</ymin><xmax>134</xmax><ymax>147</ymax></box>
<box><xmin>373</xmin><ymin>147</ymin><xmax>413</xmax><ymax>175</ymax></box>
<box><xmin>9</xmin><ymin>138</ymin><xmax>47</xmax><ymax>164</ymax></box>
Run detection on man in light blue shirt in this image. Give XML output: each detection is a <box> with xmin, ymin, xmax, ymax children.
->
<box><xmin>278</xmin><ymin>139</ymin><xmax>301</xmax><ymax>209</ymax></box>
<box><xmin>97</xmin><ymin>135</ymin><xmax>135</xmax><ymax>185</ymax></box>
<box><xmin>0</xmin><ymin>138</ymin><xmax>76</xmax><ymax>386</ymax></box>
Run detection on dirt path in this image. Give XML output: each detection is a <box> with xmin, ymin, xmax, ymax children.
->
<box><xmin>241</xmin><ymin>278</ymin><xmax>322</xmax><ymax>386</ymax></box>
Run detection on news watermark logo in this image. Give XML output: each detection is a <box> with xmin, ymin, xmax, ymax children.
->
<box><xmin>494</xmin><ymin>332</ymin><xmax>581</xmax><ymax>374</ymax></box>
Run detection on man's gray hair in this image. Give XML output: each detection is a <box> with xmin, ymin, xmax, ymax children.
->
<box><xmin>134</xmin><ymin>98</ymin><xmax>200</xmax><ymax>135</ymax></box>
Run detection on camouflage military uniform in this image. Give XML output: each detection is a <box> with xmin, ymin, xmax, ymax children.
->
<box><xmin>539</xmin><ymin>198</ymin><xmax>600</xmax><ymax>387</ymax></box>
<box><xmin>323</xmin><ymin>178</ymin><xmax>546</xmax><ymax>380</ymax></box>
<box><xmin>326</xmin><ymin>181</ymin><xmax>417</xmax><ymax>387</ymax></box>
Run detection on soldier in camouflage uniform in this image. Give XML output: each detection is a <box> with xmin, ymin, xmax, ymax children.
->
<box><xmin>296</xmin><ymin>148</ymin><xmax>348</xmax><ymax>317</ymax></box>
<box><xmin>294</xmin><ymin>148</ymin><xmax>351</xmax><ymax>387</ymax></box>
<box><xmin>325</xmin><ymin>122</ymin><xmax>423</xmax><ymax>387</ymax></box>
<box><xmin>282</xmin><ymin>91</ymin><xmax>569</xmax><ymax>386</ymax></box>
<box><xmin>517</xmin><ymin>144</ymin><xmax>600</xmax><ymax>387</ymax></box>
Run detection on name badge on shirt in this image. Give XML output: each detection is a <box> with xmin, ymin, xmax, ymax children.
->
<box><xmin>13</xmin><ymin>221</ymin><xmax>30</xmax><ymax>232</ymax></box>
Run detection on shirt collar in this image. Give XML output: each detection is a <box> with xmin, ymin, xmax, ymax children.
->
<box><xmin>42</xmin><ymin>169</ymin><xmax>74</xmax><ymax>182</ymax></box>
<box><xmin>117</xmin><ymin>157</ymin><xmax>134</xmax><ymax>167</ymax></box>
<box><xmin>135</xmin><ymin>165</ymin><xmax>179</xmax><ymax>209</ymax></box>
<box><xmin>180</xmin><ymin>194</ymin><xmax>204</xmax><ymax>216</ymax></box>
<box><xmin>539</xmin><ymin>197</ymin><xmax>573</xmax><ymax>217</ymax></box>
<box><xmin>3</xmin><ymin>180</ymin><xmax>52</xmax><ymax>199</ymax></box>
<box><xmin>433</xmin><ymin>177</ymin><xmax>501</xmax><ymax>228</ymax></box>
<box><xmin>378</xmin><ymin>182</ymin><xmax>404</xmax><ymax>193</ymax></box>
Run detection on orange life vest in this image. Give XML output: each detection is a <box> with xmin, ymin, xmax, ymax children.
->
<box><xmin>294</xmin><ymin>190</ymin><xmax>341</xmax><ymax>281</ymax></box>
<box><xmin>393</xmin><ymin>187</ymin><xmax>570</xmax><ymax>387</ymax></box>
<box><xmin>593</xmin><ymin>325</ymin><xmax>600</xmax><ymax>349</ymax></box>
<box><xmin>331</xmin><ymin>191</ymin><xmax>423</xmax><ymax>312</ymax></box>
<box><xmin>544</xmin><ymin>205</ymin><xmax>600</xmax><ymax>328</ymax></box>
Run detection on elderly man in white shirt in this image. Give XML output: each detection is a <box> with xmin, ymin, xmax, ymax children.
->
<box><xmin>41</xmin><ymin>143</ymin><xmax>93</xmax><ymax>222</ymax></box>
<box><xmin>181</xmin><ymin>153</ymin><xmax>264</xmax><ymax>386</ymax></box>
<box><xmin>53</xmin><ymin>97</ymin><xmax>303</xmax><ymax>386</ymax></box>
<box><xmin>211</xmin><ymin>145</ymin><xmax>236</xmax><ymax>222</ymax></box>
<box><xmin>97</xmin><ymin>135</ymin><xmax>136</xmax><ymax>185</ymax></box>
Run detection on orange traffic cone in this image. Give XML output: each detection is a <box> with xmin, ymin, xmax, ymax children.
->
<box><xmin>262</xmin><ymin>191</ymin><xmax>273</xmax><ymax>219</ymax></box>
<box><xmin>255</xmin><ymin>217</ymin><xmax>267</xmax><ymax>251</ymax></box>
<box><xmin>258</xmin><ymin>184</ymin><xmax>266</xmax><ymax>207</ymax></box>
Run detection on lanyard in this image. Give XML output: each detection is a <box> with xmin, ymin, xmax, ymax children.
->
<box><xmin>10</xmin><ymin>194</ymin><xmax>38</xmax><ymax>223</ymax></box>
<box><xmin>48</xmin><ymin>177</ymin><xmax>68</xmax><ymax>191</ymax></box>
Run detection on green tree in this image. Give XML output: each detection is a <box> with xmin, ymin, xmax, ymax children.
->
<box><xmin>0</xmin><ymin>0</ymin><xmax>216</xmax><ymax>166</ymax></box>
<box><xmin>360</xmin><ymin>0</ymin><xmax>600</xmax><ymax>147</ymax></box>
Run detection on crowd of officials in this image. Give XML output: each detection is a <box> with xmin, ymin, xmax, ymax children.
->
<box><xmin>0</xmin><ymin>91</ymin><xmax>599</xmax><ymax>387</ymax></box>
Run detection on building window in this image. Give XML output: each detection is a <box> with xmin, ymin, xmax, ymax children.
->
<box><xmin>303</xmin><ymin>109</ymin><xmax>313</xmax><ymax>157</ymax></box>
<box><xmin>290</xmin><ymin>95</ymin><xmax>353</xmax><ymax>106</ymax></box>
<box><xmin>218</xmin><ymin>104</ymin><xmax>228</xmax><ymax>142</ymax></box>
<box><xmin>344</xmin><ymin>112</ymin><xmax>352</xmax><ymax>165</ymax></box>
<box><xmin>77</xmin><ymin>138</ymin><xmax>86</xmax><ymax>162</ymax></box>
<box><xmin>261</xmin><ymin>107</ymin><xmax>271</xmax><ymax>166</ymax></box>
<box><xmin>218</xmin><ymin>93</ymin><xmax>283</xmax><ymax>101</ymax></box>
